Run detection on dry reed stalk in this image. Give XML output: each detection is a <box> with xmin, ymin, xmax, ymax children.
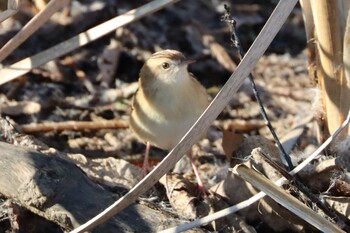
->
<box><xmin>310</xmin><ymin>0</ymin><xmax>349</xmax><ymax>135</ymax></box>
<box><xmin>343</xmin><ymin>3</ymin><xmax>350</xmax><ymax>134</ymax></box>
<box><xmin>299</xmin><ymin>0</ymin><xmax>316</xmax><ymax>83</ymax></box>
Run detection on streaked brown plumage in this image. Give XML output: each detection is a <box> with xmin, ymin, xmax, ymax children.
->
<box><xmin>130</xmin><ymin>50</ymin><xmax>209</xmax><ymax>151</ymax></box>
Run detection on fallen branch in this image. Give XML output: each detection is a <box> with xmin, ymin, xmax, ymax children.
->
<box><xmin>0</xmin><ymin>141</ymin><xmax>182</xmax><ymax>232</ymax></box>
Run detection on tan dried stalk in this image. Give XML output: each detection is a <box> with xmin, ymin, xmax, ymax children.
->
<box><xmin>299</xmin><ymin>0</ymin><xmax>316</xmax><ymax>83</ymax></box>
<box><xmin>310</xmin><ymin>0</ymin><xmax>349</xmax><ymax>135</ymax></box>
<box><xmin>343</xmin><ymin>3</ymin><xmax>350</xmax><ymax>134</ymax></box>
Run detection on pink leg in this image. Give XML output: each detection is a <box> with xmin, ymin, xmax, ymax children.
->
<box><xmin>187</xmin><ymin>151</ymin><xmax>206</xmax><ymax>195</ymax></box>
<box><xmin>142</xmin><ymin>141</ymin><xmax>151</xmax><ymax>175</ymax></box>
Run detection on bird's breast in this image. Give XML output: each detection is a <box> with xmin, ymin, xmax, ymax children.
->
<box><xmin>130</xmin><ymin>78</ymin><xmax>208</xmax><ymax>150</ymax></box>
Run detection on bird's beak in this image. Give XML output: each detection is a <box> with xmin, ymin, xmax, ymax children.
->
<box><xmin>181</xmin><ymin>59</ymin><xmax>196</xmax><ymax>66</ymax></box>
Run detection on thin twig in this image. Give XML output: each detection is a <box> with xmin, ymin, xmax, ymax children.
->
<box><xmin>257</xmin><ymin>150</ymin><xmax>293</xmax><ymax>179</ymax></box>
<box><xmin>159</xmin><ymin>110</ymin><xmax>350</xmax><ymax>233</ymax></box>
<box><xmin>222</xmin><ymin>4</ymin><xmax>294</xmax><ymax>170</ymax></box>
<box><xmin>20</xmin><ymin>119</ymin><xmax>129</xmax><ymax>134</ymax></box>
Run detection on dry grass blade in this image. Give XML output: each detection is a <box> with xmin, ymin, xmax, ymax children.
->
<box><xmin>0</xmin><ymin>0</ymin><xmax>70</xmax><ymax>62</ymax></box>
<box><xmin>233</xmin><ymin>164</ymin><xmax>345</xmax><ymax>233</ymax></box>
<box><xmin>0</xmin><ymin>0</ymin><xmax>19</xmax><ymax>23</ymax></box>
<box><xmin>0</xmin><ymin>0</ymin><xmax>180</xmax><ymax>86</ymax></box>
<box><xmin>68</xmin><ymin>1</ymin><xmax>299</xmax><ymax>232</ymax></box>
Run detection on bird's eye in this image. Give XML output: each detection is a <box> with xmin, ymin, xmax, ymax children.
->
<box><xmin>161</xmin><ymin>62</ymin><xmax>170</xmax><ymax>69</ymax></box>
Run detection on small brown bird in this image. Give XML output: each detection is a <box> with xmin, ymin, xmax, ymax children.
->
<box><xmin>130</xmin><ymin>49</ymin><xmax>209</xmax><ymax>189</ymax></box>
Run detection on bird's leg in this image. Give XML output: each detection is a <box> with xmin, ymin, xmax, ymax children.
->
<box><xmin>187</xmin><ymin>151</ymin><xmax>206</xmax><ymax>195</ymax></box>
<box><xmin>142</xmin><ymin>141</ymin><xmax>151</xmax><ymax>175</ymax></box>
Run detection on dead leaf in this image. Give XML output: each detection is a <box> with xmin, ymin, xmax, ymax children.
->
<box><xmin>160</xmin><ymin>173</ymin><xmax>204</xmax><ymax>219</ymax></box>
<box><xmin>222</xmin><ymin>129</ymin><xmax>244</xmax><ymax>160</ymax></box>
<box><xmin>160</xmin><ymin>173</ymin><xmax>256</xmax><ymax>232</ymax></box>
<box><xmin>97</xmin><ymin>39</ymin><xmax>121</xmax><ymax>86</ymax></box>
<box><xmin>202</xmin><ymin>34</ymin><xmax>237</xmax><ymax>72</ymax></box>
<box><xmin>324</xmin><ymin>196</ymin><xmax>350</xmax><ymax>219</ymax></box>
<box><xmin>298</xmin><ymin>152</ymin><xmax>350</xmax><ymax>193</ymax></box>
<box><xmin>333</xmin><ymin>179</ymin><xmax>350</xmax><ymax>197</ymax></box>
